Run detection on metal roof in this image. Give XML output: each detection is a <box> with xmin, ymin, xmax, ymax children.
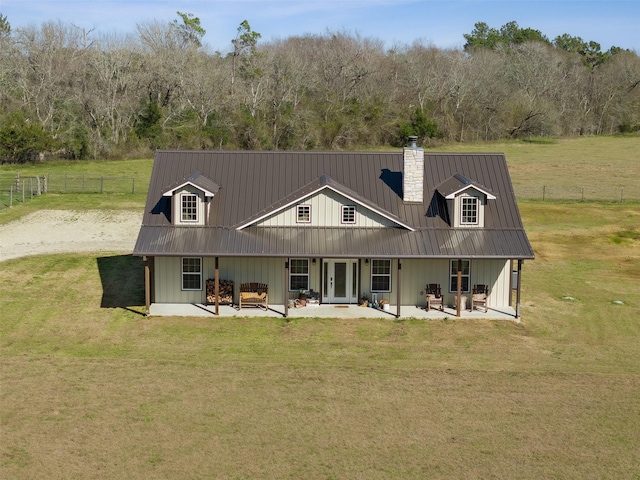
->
<box><xmin>161</xmin><ymin>170</ymin><xmax>220</xmax><ymax>197</ymax></box>
<box><xmin>134</xmin><ymin>150</ymin><xmax>534</xmax><ymax>259</ymax></box>
<box><xmin>437</xmin><ymin>173</ymin><xmax>497</xmax><ymax>200</ymax></box>
<box><xmin>135</xmin><ymin>225</ymin><xmax>533</xmax><ymax>259</ymax></box>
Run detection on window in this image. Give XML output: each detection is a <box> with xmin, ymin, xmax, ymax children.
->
<box><xmin>289</xmin><ymin>258</ymin><xmax>309</xmax><ymax>291</ymax></box>
<box><xmin>342</xmin><ymin>205</ymin><xmax>356</xmax><ymax>224</ymax></box>
<box><xmin>182</xmin><ymin>257</ymin><xmax>202</xmax><ymax>290</ymax></box>
<box><xmin>461</xmin><ymin>197</ymin><xmax>478</xmax><ymax>225</ymax></box>
<box><xmin>371</xmin><ymin>259</ymin><xmax>391</xmax><ymax>292</ymax></box>
<box><xmin>181</xmin><ymin>193</ymin><xmax>198</xmax><ymax>222</ymax></box>
<box><xmin>449</xmin><ymin>259</ymin><xmax>470</xmax><ymax>293</ymax></box>
<box><xmin>297</xmin><ymin>204</ymin><xmax>311</xmax><ymax>223</ymax></box>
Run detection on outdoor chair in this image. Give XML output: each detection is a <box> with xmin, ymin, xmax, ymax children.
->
<box><xmin>425</xmin><ymin>283</ymin><xmax>444</xmax><ymax>311</ymax></box>
<box><xmin>471</xmin><ymin>284</ymin><xmax>489</xmax><ymax>312</ymax></box>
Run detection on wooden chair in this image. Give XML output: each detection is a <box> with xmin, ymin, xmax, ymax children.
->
<box><xmin>425</xmin><ymin>283</ymin><xmax>444</xmax><ymax>311</ymax></box>
<box><xmin>471</xmin><ymin>284</ymin><xmax>489</xmax><ymax>312</ymax></box>
<box><xmin>239</xmin><ymin>283</ymin><xmax>269</xmax><ymax>310</ymax></box>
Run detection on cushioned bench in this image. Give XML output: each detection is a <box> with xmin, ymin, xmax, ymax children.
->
<box><xmin>239</xmin><ymin>283</ymin><xmax>268</xmax><ymax>310</ymax></box>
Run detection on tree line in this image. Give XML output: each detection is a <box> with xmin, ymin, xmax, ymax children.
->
<box><xmin>0</xmin><ymin>13</ymin><xmax>638</xmax><ymax>163</ymax></box>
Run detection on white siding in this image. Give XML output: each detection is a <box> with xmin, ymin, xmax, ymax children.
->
<box><xmin>154</xmin><ymin>256</ymin><xmax>322</xmax><ymax>304</ymax></box>
<box><xmin>258</xmin><ymin>189</ymin><xmax>396</xmax><ymax>227</ymax></box>
<box><xmin>452</xmin><ymin>188</ymin><xmax>487</xmax><ymax>228</ymax></box>
<box><xmin>399</xmin><ymin>258</ymin><xmax>511</xmax><ymax>307</ymax></box>
<box><xmin>153</xmin><ymin>256</ymin><xmax>512</xmax><ymax>308</ymax></box>
<box><xmin>171</xmin><ymin>185</ymin><xmax>207</xmax><ymax>226</ymax></box>
<box><xmin>154</xmin><ymin>257</ymin><xmax>204</xmax><ymax>303</ymax></box>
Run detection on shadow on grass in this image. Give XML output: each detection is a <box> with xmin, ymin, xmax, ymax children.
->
<box><xmin>97</xmin><ymin>254</ymin><xmax>145</xmax><ymax>315</ymax></box>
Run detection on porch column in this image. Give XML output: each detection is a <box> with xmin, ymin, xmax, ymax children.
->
<box><xmin>143</xmin><ymin>256</ymin><xmax>151</xmax><ymax>316</ymax></box>
<box><xmin>214</xmin><ymin>257</ymin><xmax>220</xmax><ymax>316</ymax></box>
<box><xmin>284</xmin><ymin>259</ymin><xmax>289</xmax><ymax>317</ymax></box>
<box><xmin>396</xmin><ymin>259</ymin><xmax>402</xmax><ymax>318</ymax></box>
<box><xmin>456</xmin><ymin>258</ymin><xmax>462</xmax><ymax>317</ymax></box>
<box><xmin>516</xmin><ymin>259</ymin><xmax>523</xmax><ymax>319</ymax></box>
<box><xmin>320</xmin><ymin>258</ymin><xmax>324</xmax><ymax>305</ymax></box>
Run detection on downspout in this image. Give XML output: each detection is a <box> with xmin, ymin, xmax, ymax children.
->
<box><xmin>284</xmin><ymin>259</ymin><xmax>289</xmax><ymax>318</ymax></box>
<box><xmin>214</xmin><ymin>257</ymin><xmax>220</xmax><ymax>316</ymax></box>
<box><xmin>144</xmin><ymin>256</ymin><xmax>151</xmax><ymax>316</ymax></box>
<box><xmin>516</xmin><ymin>259</ymin><xmax>523</xmax><ymax>319</ymax></box>
<box><xmin>396</xmin><ymin>259</ymin><xmax>402</xmax><ymax>318</ymax></box>
<box><xmin>456</xmin><ymin>258</ymin><xmax>462</xmax><ymax>317</ymax></box>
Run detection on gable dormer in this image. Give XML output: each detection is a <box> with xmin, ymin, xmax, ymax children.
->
<box><xmin>436</xmin><ymin>173</ymin><xmax>496</xmax><ymax>228</ymax></box>
<box><xmin>161</xmin><ymin>171</ymin><xmax>220</xmax><ymax>226</ymax></box>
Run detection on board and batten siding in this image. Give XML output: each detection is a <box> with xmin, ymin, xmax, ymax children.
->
<box><xmin>257</xmin><ymin>189</ymin><xmax>396</xmax><ymax>228</ymax></box>
<box><xmin>358</xmin><ymin>258</ymin><xmax>511</xmax><ymax>308</ymax></box>
<box><xmin>171</xmin><ymin>185</ymin><xmax>208</xmax><ymax>226</ymax></box>
<box><xmin>153</xmin><ymin>256</ymin><xmax>321</xmax><ymax>304</ymax></box>
<box><xmin>153</xmin><ymin>256</ymin><xmax>511</xmax><ymax>308</ymax></box>
<box><xmin>450</xmin><ymin>188</ymin><xmax>488</xmax><ymax>228</ymax></box>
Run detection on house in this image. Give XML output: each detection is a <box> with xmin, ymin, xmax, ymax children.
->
<box><xmin>133</xmin><ymin>138</ymin><xmax>534</xmax><ymax>318</ymax></box>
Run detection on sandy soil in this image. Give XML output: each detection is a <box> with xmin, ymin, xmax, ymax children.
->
<box><xmin>0</xmin><ymin>210</ymin><xmax>142</xmax><ymax>262</ymax></box>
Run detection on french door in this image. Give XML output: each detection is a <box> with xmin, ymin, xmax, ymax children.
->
<box><xmin>322</xmin><ymin>259</ymin><xmax>358</xmax><ymax>304</ymax></box>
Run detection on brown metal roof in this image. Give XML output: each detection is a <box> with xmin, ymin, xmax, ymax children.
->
<box><xmin>436</xmin><ymin>173</ymin><xmax>496</xmax><ymax>199</ymax></box>
<box><xmin>135</xmin><ymin>225</ymin><xmax>533</xmax><ymax>259</ymax></box>
<box><xmin>134</xmin><ymin>150</ymin><xmax>534</xmax><ymax>259</ymax></box>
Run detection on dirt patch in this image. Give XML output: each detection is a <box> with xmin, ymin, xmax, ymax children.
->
<box><xmin>0</xmin><ymin>210</ymin><xmax>142</xmax><ymax>262</ymax></box>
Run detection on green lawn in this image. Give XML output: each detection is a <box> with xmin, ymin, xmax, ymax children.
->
<box><xmin>1</xmin><ymin>138</ymin><xmax>639</xmax><ymax>478</ymax></box>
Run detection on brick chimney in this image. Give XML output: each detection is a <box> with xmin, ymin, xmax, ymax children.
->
<box><xmin>403</xmin><ymin>136</ymin><xmax>424</xmax><ymax>203</ymax></box>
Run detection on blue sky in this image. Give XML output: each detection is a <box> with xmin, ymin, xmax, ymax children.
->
<box><xmin>1</xmin><ymin>0</ymin><xmax>638</xmax><ymax>53</ymax></box>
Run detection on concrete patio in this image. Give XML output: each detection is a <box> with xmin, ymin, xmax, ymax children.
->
<box><xmin>149</xmin><ymin>303</ymin><xmax>519</xmax><ymax>321</ymax></box>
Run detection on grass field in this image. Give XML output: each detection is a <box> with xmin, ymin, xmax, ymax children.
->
<box><xmin>1</xmin><ymin>137</ymin><xmax>640</xmax><ymax>478</ymax></box>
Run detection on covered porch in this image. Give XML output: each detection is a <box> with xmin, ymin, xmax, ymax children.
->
<box><xmin>149</xmin><ymin>302</ymin><xmax>519</xmax><ymax>322</ymax></box>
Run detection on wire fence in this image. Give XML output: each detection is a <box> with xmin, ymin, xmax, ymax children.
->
<box><xmin>514</xmin><ymin>183</ymin><xmax>639</xmax><ymax>203</ymax></box>
<box><xmin>46</xmin><ymin>174</ymin><xmax>136</xmax><ymax>194</ymax></box>
<box><xmin>0</xmin><ymin>173</ymin><xmax>638</xmax><ymax>210</ymax></box>
<box><xmin>0</xmin><ymin>174</ymin><xmax>137</xmax><ymax>209</ymax></box>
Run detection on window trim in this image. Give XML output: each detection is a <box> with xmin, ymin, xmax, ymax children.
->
<box><xmin>460</xmin><ymin>196</ymin><xmax>479</xmax><ymax>225</ymax></box>
<box><xmin>449</xmin><ymin>259</ymin><xmax>471</xmax><ymax>293</ymax></box>
<box><xmin>181</xmin><ymin>193</ymin><xmax>198</xmax><ymax>223</ymax></box>
<box><xmin>296</xmin><ymin>204</ymin><xmax>311</xmax><ymax>223</ymax></box>
<box><xmin>289</xmin><ymin>258</ymin><xmax>310</xmax><ymax>291</ymax></box>
<box><xmin>371</xmin><ymin>259</ymin><xmax>391</xmax><ymax>292</ymax></box>
<box><xmin>181</xmin><ymin>257</ymin><xmax>202</xmax><ymax>291</ymax></box>
<box><xmin>341</xmin><ymin>205</ymin><xmax>356</xmax><ymax>224</ymax></box>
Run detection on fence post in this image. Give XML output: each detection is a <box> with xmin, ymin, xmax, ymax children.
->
<box><xmin>22</xmin><ymin>181</ymin><xmax>25</xmax><ymax>203</ymax></box>
<box><xmin>43</xmin><ymin>174</ymin><xmax>47</xmax><ymax>193</ymax></box>
<box><xmin>30</xmin><ymin>178</ymin><xmax>33</xmax><ymax>199</ymax></box>
<box><xmin>132</xmin><ymin>178</ymin><xmax>135</xmax><ymax>194</ymax></box>
<box><xmin>620</xmin><ymin>187</ymin><xmax>624</xmax><ymax>203</ymax></box>
<box><xmin>37</xmin><ymin>176</ymin><xmax>41</xmax><ymax>195</ymax></box>
<box><xmin>542</xmin><ymin>185</ymin><xmax>546</xmax><ymax>201</ymax></box>
<box><xmin>581</xmin><ymin>186</ymin><xmax>584</xmax><ymax>202</ymax></box>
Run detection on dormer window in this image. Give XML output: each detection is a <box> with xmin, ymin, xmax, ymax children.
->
<box><xmin>461</xmin><ymin>197</ymin><xmax>478</xmax><ymax>225</ymax></box>
<box><xmin>342</xmin><ymin>205</ymin><xmax>356</xmax><ymax>224</ymax></box>
<box><xmin>161</xmin><ymin>171</ymin><xmax>220</xmax><ymax>226</ymax></box>
<box><xmin>437</xmin><ymin>174</ymin><xmax>496</xmax><ymax>229</ymax></box>
<box><xmin>297</xmin><ymin>204</ymin><xmax>311</xmax><ymax>223</ymax></box>
<box><xmin>181</xmin><ymin>193</ymin><xmax>198</xmax><ymax>222</ymax></box>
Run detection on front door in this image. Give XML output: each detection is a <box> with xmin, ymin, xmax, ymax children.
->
<box><xmin>322</xmin><ymin>259</ymin><xmax>358</xmax><ymax>304</ymax></box>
